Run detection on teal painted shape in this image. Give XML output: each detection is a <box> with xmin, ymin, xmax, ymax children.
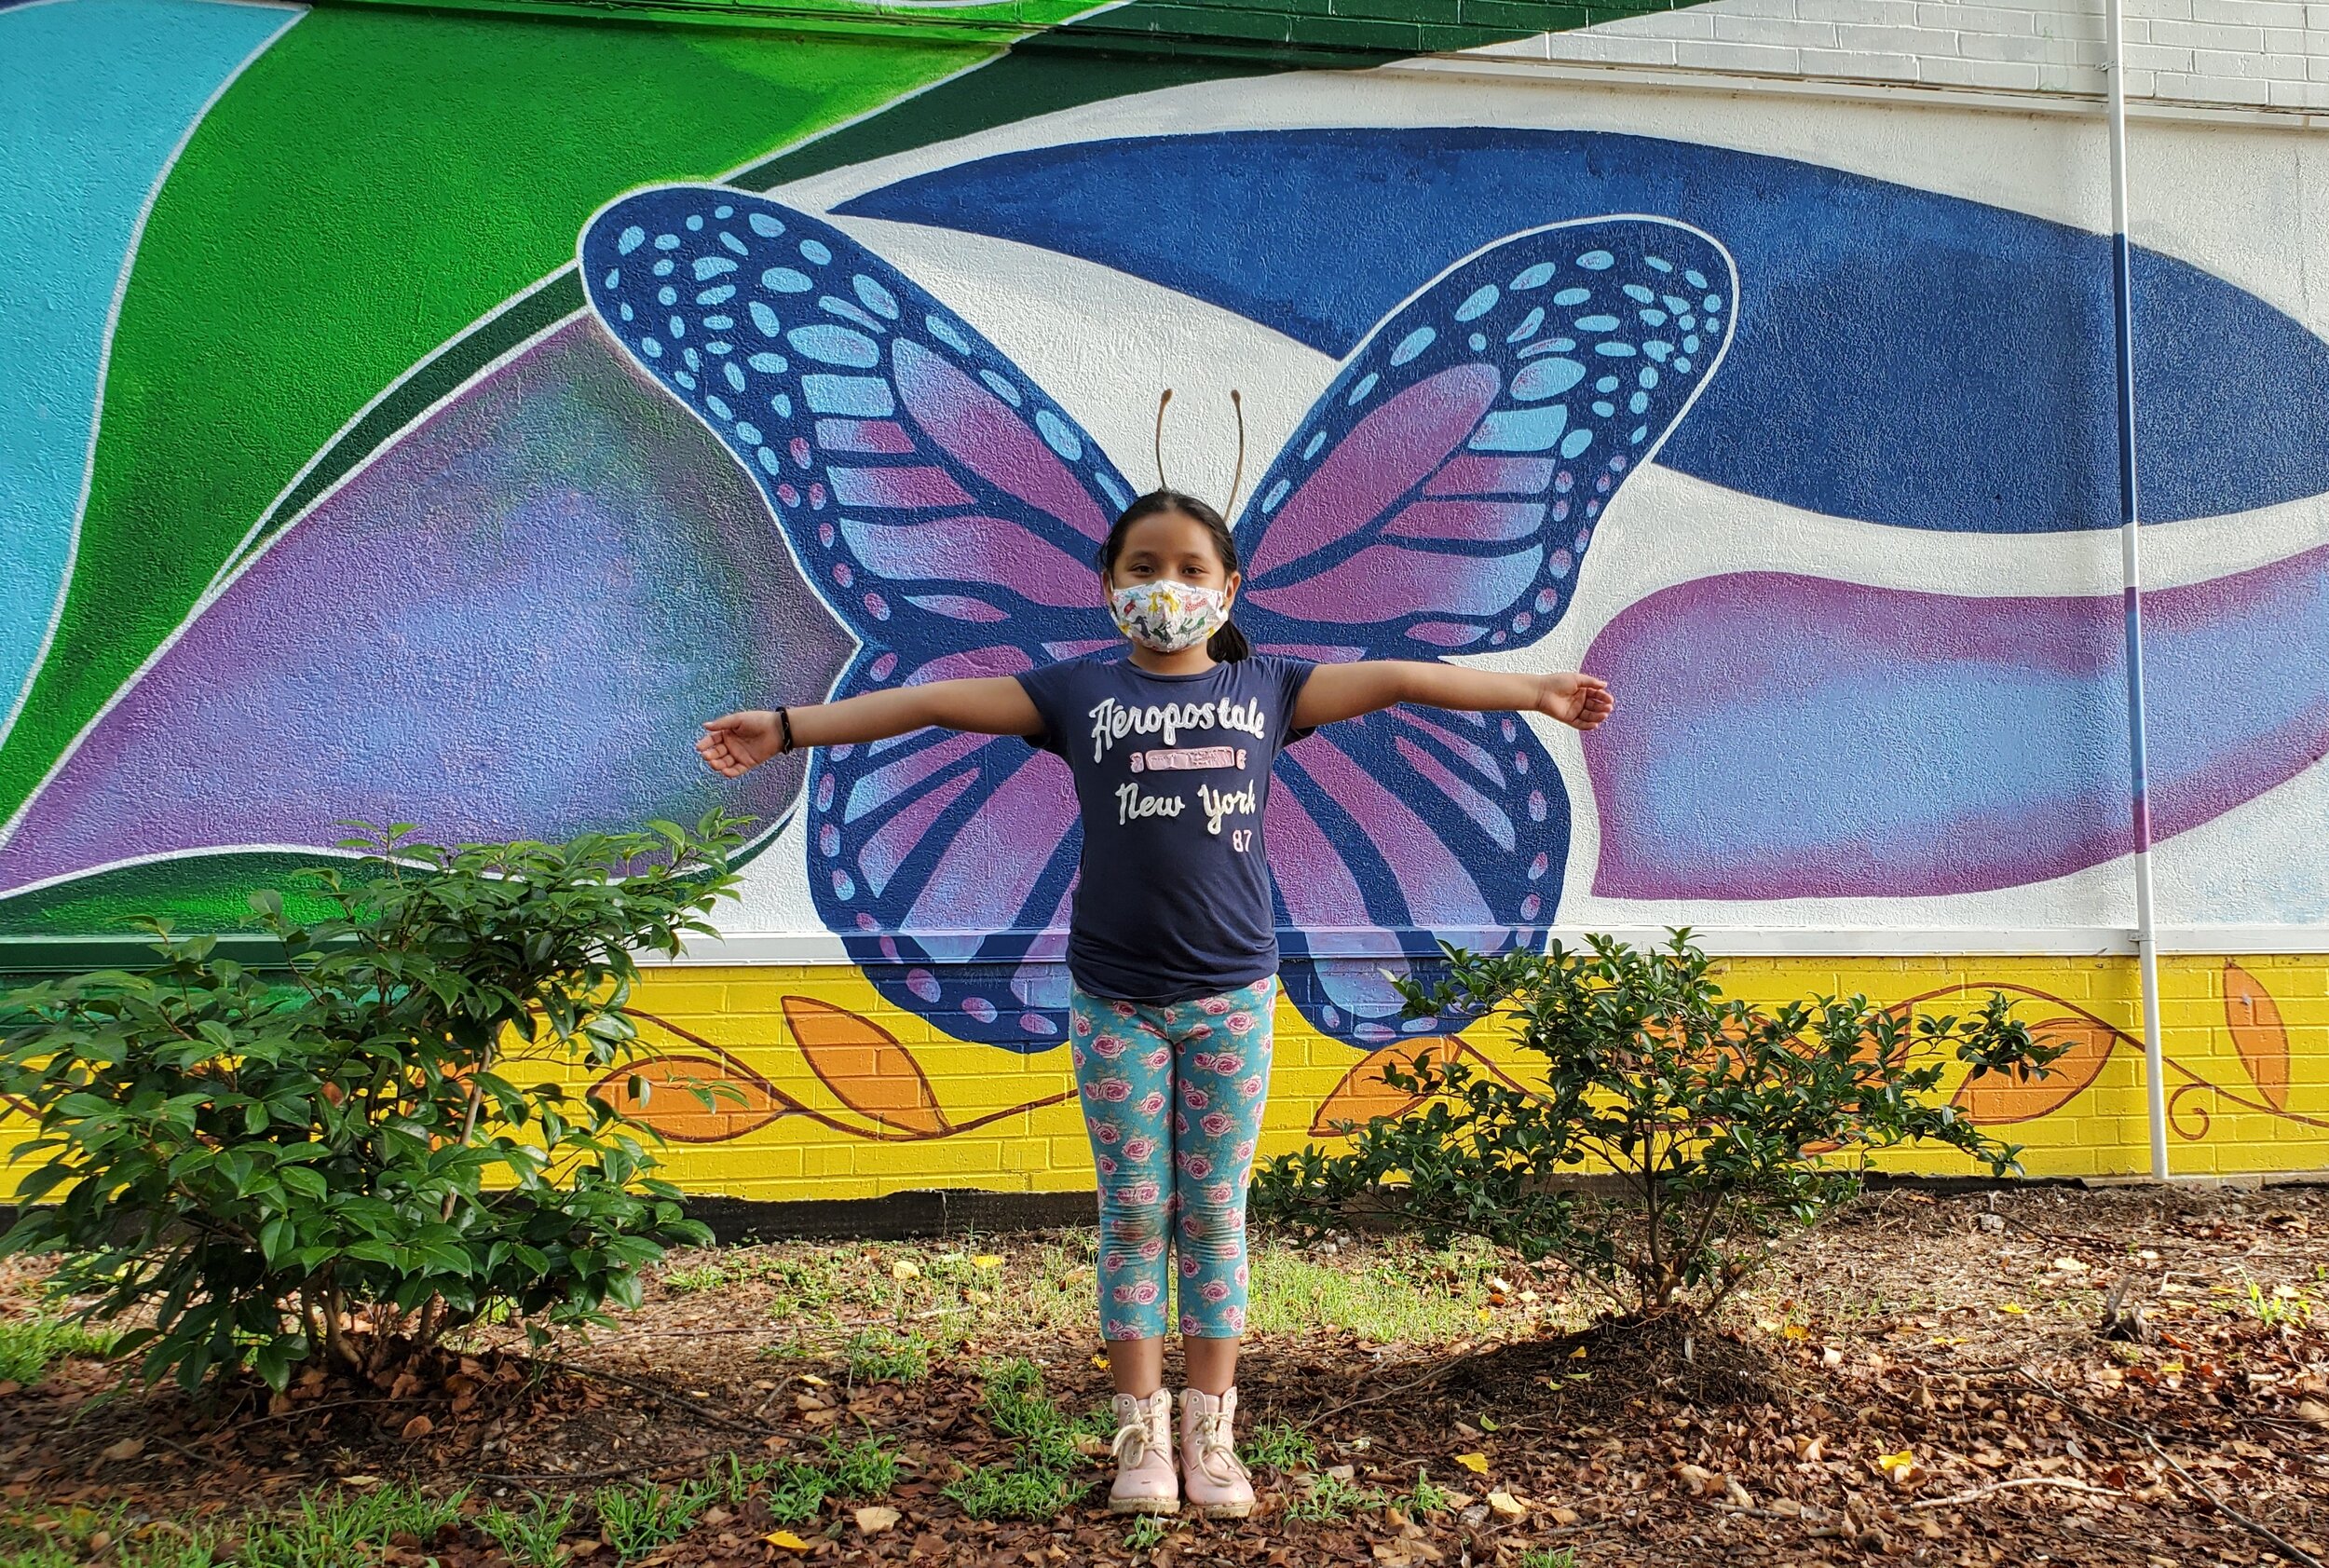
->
<box><xmin>0</xmin><ymin>0</ymin><xmax>301</xmax><ymax>742</ymax></box>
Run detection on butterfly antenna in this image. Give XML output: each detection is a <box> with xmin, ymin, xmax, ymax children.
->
<box><xmin>1223</xmin><ymin>389</ymin><xmax>1247</xmax><ymax>519</ymax></box>
<box><xmin>1153</xmin><ymin>388</ymin><xmax>1175</xmax><ymax>492</ymax></box>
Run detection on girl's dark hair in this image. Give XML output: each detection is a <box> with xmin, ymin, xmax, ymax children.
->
<box><xmin>1097</xmin><ymin>489</ymin><xmax>1251</xmax><ymax>662</ymax></box>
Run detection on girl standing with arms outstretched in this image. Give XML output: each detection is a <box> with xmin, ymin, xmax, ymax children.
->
<box><xmin>698</xmin><ymin>489</ymin><xmax>1613</xmax><ymax>1519</ymax></box>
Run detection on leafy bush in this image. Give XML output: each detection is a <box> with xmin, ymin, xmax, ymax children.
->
<box><xmin>1254</xmin><ymin>932</ymin><xmax>2064</xmax><ymax>1321</ymax></box>
<box><xmin>0</xmin><ymin>816</ymin><xmax>744</xmax><ymax>1388</ymax></box>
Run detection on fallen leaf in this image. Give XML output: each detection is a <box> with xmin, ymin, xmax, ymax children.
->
<box><xmin>1452</xmin><ymin>1452</ymin><xmax>1490</xmax><ymax>1474</ymax></box>
<box><xmin>1673</xmin><ymin>1464</ymin><xmax>1719</xmax><ymax>1496</ymax></box>
<box><xmin>799</xmin><ymin>1374</ymin><xmax>828</xmax><ymax>1386</ymax></box>
<box><xmin>1547</xmin><ymin>1505</ymin><xmax>1583</xmax><ymax>1526</ymax></box>
<box><xmin>401</xmin><ymin>1414</ymin><xmax>433</xmax><ymax>1439</ymax></box>
<box><xmin>1821</xmin><ymin>1346</ymin><xmax>1845</xmax><ymax>1368</ymax></box>
<box><xmin>1091</xmin><ymin>1353</ymin><xmax>1110</xmax><ymax>1370</ymax></box>
<box><xmin>2295</xmin><ymin>1399</ymin><xmax>2329</xmax><ymax>1425</ymax></box>
<box><xmin>2053</xmin><ymin>1257</ymin><xmax>2090</xmax><ymax>1274</ymax></box>
<box><xmin>1477</xmin><ymin>1412</ymin><xmax>1500</xmax><ymax>1432</ymax></box>
<box><xmin>1486</xmin><ymin>1489</ymin><xmax>1526</xmax><ymax>1520</ymax></box>
<box><xmin>1876</xmin><ymin>1449</ymin><xmax>1916</xmax><ymax>1479</ymax></box>
<box><xmin>1999</xmin><ymin>1302</ymin><xmax>2027</xmax><ymax>1316</ymax></box>
<box><xmin>763</xmin><ymin>1531</ymin><xmax>811</xmax><ymax>1550</ymax></box>
<box><xmin>892</xmin><ymin>1261</ymin><xmax>920</xmax><ymax>1281</ymax></box>
<box><xmin>852</xmin><ymin>1507</ymin><xmax>900</xmax><ymax>1535</ymax></box>
<box><xmin>1568</xmin><ymin>1345</ymin><xmax>1587</xmax><ymax>1359</ymax></box>
<box><xmin>972</xmin><ymin>1255</ymin><xmax>1004</xmax><ymax>1270</ymax></box>
<box><xmin>100</xmin><ymin>1438</ymin><xmax>143</xmax><ymax>1462</ymax></box>
<box><xmin>1781</xmin><ymin>1323</ymin><xmax>1810</xmax><ymax>1342</ymax></box>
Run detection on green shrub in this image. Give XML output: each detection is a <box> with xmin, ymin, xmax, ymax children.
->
<box><xmin>1255</xmin><ymin>931</ymin><xmax>2064</xmax><ymax>1321</ymax></box>
<box><xmin>0</xmin><ymin>816</ymin><xmax>742</xmax><ymax>1389</ymax></box>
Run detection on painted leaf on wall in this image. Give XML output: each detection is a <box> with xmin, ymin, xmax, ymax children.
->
<box><xmin>2223</xmin><ymin>960</ymin><xmax>2291</xmax><ymax>1111</ymax></box>
<box><xmin>1949</xmin><ymin>1009</ymin><xmax>2120</xmax><ymax>1125</ymax></box>
<box><xmin>1309</xmin><ymin>1039</ymin><xmax>1462</xmax><ymax>1134</ymax></box>
<box><xmin>593</xmin><ymin>1053</ymin><xmax>793</xmax><ymax>1144</ymax></box>
<box><xmin>782</xmin><ymin>996</ymin><xmax>950</xmax><ymax>1137</ymax></box>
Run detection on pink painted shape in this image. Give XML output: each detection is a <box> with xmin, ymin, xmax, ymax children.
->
<box><xmin>904</xmin><ymin>593</ymin><xmax>1008</xmax><ymax>623</ymax></box>
<box><xmin>1248</xmin><ymin>543</ymin><xmax>1542</xmax><ymax>623</ymax></box>
<box><xmin>1247</xmin><ymin>364</ymin><xmax>1501</xmax><ymax>579</ymax></box>
<box><xmin>1394</xmin><ymin>735</ymin><xmax>1515</xmax><ymax>852</ymax></box>
<box><xmin>1262</xmin><ymin>784</ymin><xmax>1373</xmax><ymax>930</ymax></box>
<box><xmin>816</xmin><ymin>418</ymin><xmax>917</xmax><ymax>455</ymax></box>
<box><xmin>1406</xmin><ymin>620</ymin><xmax>1490</xmax><ymax>648</ymax></box>
<box><xmin>826</xmin><ymin>465</ymin><xmax>973</xmax><ymax>511</ymax></box>
<box><xmin>893</xmin><ymin>338</ymin><xmax>1111</xmax><ymax>541</ymax></box>
<box><xmin>841</xmin><ymin>514</ymin><xmax>1098</xmax><ymax>607</ymax></box>
<box><xmin>903</xmin><ymin>749</ymin><xmax>1078</xmax><ymax>931</ymax></box>
<box><xmin>1383</xmin><ymin>499</ymin><xmax>1545</xmax><ymax>543</ymax></box>
<box><xmin>1425</xmin><ymin>456</ymin><xmax>1556</xmax><ymax>498</ymax></box>
<box><xmin>1283</xmin><ymin>734</ymin><xmax>1494</xmax><ymax>927</ymax></box>
<box><xmin>845</xmin><ymin>729</ymin><xmax>993</xmax><ymax>824</ymax></box>
<box><xmin>901</xmin><ymin>646</ymin><xmax>1035</xmax><ymax>685</ymax></box>
<box><xmin>1393</xmin><ymin>707</ymin><xmax>1505</xmax><ymax>784</ymax></box>
<box><xmin>857</xmin><ymin>769</ymin><xmax>976</xmax><ymax>896</ymax></box>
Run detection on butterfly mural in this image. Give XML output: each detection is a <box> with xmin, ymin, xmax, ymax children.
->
<box><xmin>578</xmin><ymin>187</ymin><xmax>1737</xmax><ymax>1048</ymax></box>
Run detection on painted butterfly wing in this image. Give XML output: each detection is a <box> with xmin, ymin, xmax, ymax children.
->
<box><xmin>1233</xmin><ymin>216</ymin><xmax>1737</xmax><ymax>659</ymax></box>
<box><xmin>1235</xmin><ymin>219</ymin><xmax>1736</xmax><ymax>1042</ymax></box>
<box><xmin>581</xmin><ymin>187</ymin><xmax>1136</xmax><ymax>1049</ymax></box>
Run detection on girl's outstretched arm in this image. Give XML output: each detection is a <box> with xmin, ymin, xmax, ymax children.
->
<box><xmin>1290</xmin><ymin>661</ymin><xmax>1613</xmax><ymax>732</ymax></box>
<box><xmin>697</xmin><ymin>677</ymin><xmax>1042</xmax><ymax>778</ymax></box>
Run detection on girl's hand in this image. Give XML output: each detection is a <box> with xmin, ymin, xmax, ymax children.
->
<box><xmin>1537</xmin><ymin>673</ymin><xmax>1614</xmax><ymax>731</ymax></box>
<box><xmin>698</xmin><ymin>710</ymin><xmax>783</xmax><ymax>777</ymax></box>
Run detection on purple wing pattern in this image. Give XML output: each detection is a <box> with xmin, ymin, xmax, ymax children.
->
<box><xmin>1239</xmin><ymin>219</ymin><xmax>1734</xmax><ymax>1040</ymax></box>
<box><xmin>579</xmin><ymin>193</ymin><xmax>1737</xmax><ymax>1051</ymax></box>
<box><xmin>581</xmin><ymin>187</ymin><xmax>1132</xmax><ymax>1048</ymax></box>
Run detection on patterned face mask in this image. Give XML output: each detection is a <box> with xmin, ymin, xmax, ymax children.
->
<box><xmin>1109</xmin><ymin>579</ymin><xmax>1230</xmax><ymax>654</ymax></box>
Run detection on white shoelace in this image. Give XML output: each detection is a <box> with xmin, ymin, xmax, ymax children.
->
<box><xmin>1112</xmin><ymin>1401</ymin><xmax>1169</xmax><ymax>1468</ymax></box>
<box><xmin>1191</xmin><ymin>1409</ymin><xmax>1250</xmax><ymax>1485</ymax></box>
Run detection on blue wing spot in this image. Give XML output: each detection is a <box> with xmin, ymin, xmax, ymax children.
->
<box><xmin>1629</xmin><ymin>390</ymin><xmax>1650</xmax><ymax>414</ymax></box>
<box><xmin>1346</xmin><ymin>371</ymin><xmax>1380</xmax><ymax>406</ymax></box>
<box><xmin>685</xmin><ymin>213</ymin><xmax>703</xmax><ymax>232</ymax></box>
<box><xmin>1468</xmin><ymin>334</ymin><xmax>1488</xmax><ymax>351</ymax></box>
<box><xmin>669</xmin><ymin>316</ymin><xmax>688</xmax><ymax>340</ymax></box>
<box><xmin>1592</xmin><ymin>400</ymin><xmax>1615</xmax><ymax>416</ymax></box>
<box><xmin>657</xmin><ymin>286</ymin><xmax>677</xmax><ymax>307</ymax></box>
<box><xmin>963</xmin><ymin>996</ymin><xmax>998</xmax><ymax>1025</ymax></box>
<box><xmin>639</xmin><ymin>336</ymin><xmax>661</xmax><ymax>359</ymax></box>
<box><xmin>926</xmin><ymin>314</ymin><xmax>972</xmax><ymax>355</ymax></box>
<box><xmin>1663</xmin><ymin>293</ymin><xmax>1691</xmax><ymax>314</ymax></box>
<box><xmin>748</xmin><ymin>351</ymin><xmax>786</xmax><ymax>374</ymax></box>
<box><xmin>800</xmin><ymin>239</ymin><xmax>833</xmax><ymax>265</ymax></box>
<box><xmin>725</xmin><ymin>361</ymin><xmax>746</xmax><ymax>393</ymax></box>
<box><xmin>979</xmin><ymin>369</ymin><xmax>1023</xmax><ymax>407</ymax></box>
<box><xmin>1683</xmin><ymin>334</ymin><xmax>1701</xmax><ymax>352</ymax></box>
<box><xmin>1301</xmin><ymin>429</ymin><xmax>1328</xmax><ymax>460</ymax></box>
<box><xmin>1471</xmin><ymin>405</ymin><xmax>1568</xmax><ymax>453</ymax></box>
<box><xmin>1639</xmin><ymin>308</ymin><xmax>1668</xmax><ymax>326</ymax></box>
<box><xmin>749</xmin><ymin>303</ymin><xmax>781</xmax><ymax>337</ymax></box>
<box><xmin>618</xmin><ymin>303</ymin><xmax>633</xmax><ymax>323</ymax></box>
<box><xmin>1559</xmin><ymin>429</ymin><xmax>1594</xmax><ymax>458</ymax></box>
<box><xmin>1035</xmin><ymin>408</ymin><xmax>1083</xmax><ymax>460</ymax></box>
<box><xmin>1644</xmin><ymin>343</ymin><xmax>1674</xmax><ymax>363</ymax></box>
<box><xmin>853</xmin><ymin>274</ymin><xmax>900</xmax><ymax>320</ymax></box>
<box><xmin>1704</xmin><ymin>293</ymin><xmax>1723</xmax><ymax>312</ymax></box>
<box><xmin>706</xmin><ymin>393</ymin><xmax>734</xmax><ymax>420</ymax></box>
<box><xmin>715</xmin><ymin>203</ymin><xmax>734</xmax><ymax>219</ymax></box>
<box><xmin>1260</xmin><ymin>476</ymin><xmax>1292</xmax><ymax>512</ymax></box>
<box><xmin>1577</xmin><ymin>250</ymin><xmax>1614</xmax><ymax>270</ymax></box>
<box><xmin>1574</xmin><ymin>314</ymin><xmax>1621</xmax><ymax>332</ymax></box>
<box><xmin>1511</xmin><ymin>261</ymin><xmax>1557</xmax><ymax>291</ymax></box>
<box><xmin>603</xmin><ymin>268</ymin><xmax>620</xmax><ymax>290</ymax></box>
<box><xmin>1595</xmin><ymin>374</ymin><xmax>1619</xmax><ymax>392</ymax></box>
<box><xmin>1553</xmin><ymin>287</ymin><xmax>1591</xmax><ymax>307</ymax></box>
<box><xmin>772</xmin><ymin>393</ymin><xmax>793</xmax><ymax>417</ymax></box>
<box><xmin>1640</xmin><ymin>366</ymin><xmax>1660</xmax><ymax>389</ymax></box>
<box><xmin>653</xmin><ymin>259</ymin><xmax>674</xmax><ymax>279</ymax></box>
<box><xmin>720</xmin><ymin>231</ymin><xmax>749</xmax><ymax>258</ymax></box>
<box><xmin>694</xmin><ymin>255</ymin><xmax>737</xmax><ymax>281</ymax></box>
<box><xmin>788</xmin><ymin>324</ymin><xmax>879</xmax><ymax>368</ymax></box>
<box><xmin>801</xmin><ymin>375</ymin><xmax>892</xmax><ymax>416</ymax></box>
<box><xmin>1096</xmin><ymin>471</ymin><xmax>1127</xmax><ymax>509</ymax></box>
<box><xmin>705</xmin><ymin>316</ymin><xmax>735</xmax><ymax>332</ymax></box>
<box><xmin>1390</xmin><ymin>326</ymin><xmax>1437</xmax><ymax>365</ymax></box>
<box><xmin>764</xmin><ymin>267</ymin><xmax>813</xmax><ymax>293</ymax></box>
<box><xmin>1630</xmin><ymin>423</ymin><xmax>1651</xmax><ymax>443</ymax></box>
<box><xmin>1455</xmin><ymin>283</ymin><xmax>1500</xmax><ymax>321</ymax></box>
<box><xmin>1645</xmin><ymin>255</ymin><xmax>1673</xmax><ymax>273</ymax></box>
<box><xmin>697</xmin><ymin>285</ymin><xmax>735</xmax><ymax>307</ymax></box>
<box><xmin>749</xmin><ymin>211</ymin><xmax>784</xmax><ymax>238</ymax></box>
<box><xmin>1598</xmin><ymin>342</ymin><xmax>1636</xmax><ymax>359</ymax></box>
<box><xmin>821</xmin><ymin>295</ymin><xmax>885</xmax><ymax>334</ymax></box>
<box><xmin>1622</xmin><ymin>282</ymin><xmax>1655</xmax><ymax>304</ymax></box>
<box><xmin>654</xmin><ymin>232</ymin><xmax>680</xmax><ymax>252</ymax></box>
<box><xmin>1507</xmin><ymin>307</ymin><xmax>1545</xmax><ymax>344</ymax></box>
<box><xmin>1684</xmin><ymin>267</ymin><xmax>1709</xmax><ymax>288</ymax></box>
<box><xmin>832</xmin><ymin>869</ymin><xmax>856</xmax><ymax>899</ymax></box>
<box><xmin>673</xmin><ymin>371</ymin><xmax>695</xmax><ymax>390</ymax></box>
<box><xmin>736</xmin><ymin>419</ymin><xmax>762</xmax><ymax>444</ymax></box>
<box><xmin>1511</xmin><ymin>358</ymin><xmax>1585</xmax><ymax>401</ymax></box>
<box><xmin>617</xmin><ymin>225</ymin><xmax>645</xmax><ymax>255</ymax></box>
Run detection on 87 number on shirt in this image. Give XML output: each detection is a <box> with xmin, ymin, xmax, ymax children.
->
<box><xmin>1232</xmin><ymin>829</ymin><xmax>1252</xmax><ymax>852</ymax></box>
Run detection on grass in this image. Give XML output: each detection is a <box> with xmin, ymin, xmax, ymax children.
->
<box><xmin>1124</xmin><ymin>1513</ymin><xmax>1170</xmax><ymax>1551</ymax></box>
<box><xmin>1283</xmin><ymin>1470</ymin><xmax>1387</xmax><ymax>1523</ymax></box>
<box><xmin>1519</xmin><ymin>1551</ymin><xmax>1579</xmax><ymax>1568</ymax></box>
<box><xmin>703</xmin><ymin>1436</ymin><xmax>901</xmax><ymax>1525</ymax></box>
<box><xmin>942</xmin><ymin>1360</ymin><xmax>1096</xmax><ymax>1520</ymax></box>
<box><xmin>479</xmin><ymin>1495</ymin><xmax>575</xmax><ymax>1568</ymax></box>
<box><xmin>0</xmin><ymin>1317</ymin><xmax>119</xmax><ymax>1384</ymax></box>
<box><xmin>238</xmin><ymin>1485</ymin><xmax>468</xmax><ymax>1568</ymax></box>
<box><xmin>1397</xmin><ymin>1466</ymin><xmax>1457</xmax><ymax>1516</ymax></box>
<box><xmin>1238</xmin><ymin>1420</ymin><xmax>1317</xmax><ymax>1471</ymax></box>
<box><xmin>1245</xmin><ymin>1237</ymin><xmax>1514</xmax><ymax>1343</ymax></box>
<box><xmin>661</xmin><ymin>1263</ymin><xmax>729</xmax><ymax>1294</ymax></box>
<box><xmin>846</xmin><ymin>1328</ymin><xmax>932</xmax><ymax>1384</ymax></box>
<box><xmin>591</xmin><ymin>1482</ymin><xmax>710</xmax><ymax>1564</ymax></box>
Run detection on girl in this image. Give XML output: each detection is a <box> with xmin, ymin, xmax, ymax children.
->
<box><xmin>697</xmin><ymin>489</ymin><xmax>1613</xmax><ymax>1519</ymax></box>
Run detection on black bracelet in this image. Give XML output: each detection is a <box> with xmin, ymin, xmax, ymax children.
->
<box><xmin>776</xmin><ymin>705</ymin><xmax>797</xmax><ymax>755</ymax></box>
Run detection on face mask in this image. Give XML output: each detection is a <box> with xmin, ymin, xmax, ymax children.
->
<box><xmin>1110</xmin><ymin>579</ymin><xmax>1229</xmax><ymax>654</ymax></box>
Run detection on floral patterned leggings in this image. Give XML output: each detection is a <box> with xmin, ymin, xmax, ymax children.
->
<box><xmin>1069</xmin><ymin>975</ymin><xmax>1276</xmax><ymax>1341</ymax></box>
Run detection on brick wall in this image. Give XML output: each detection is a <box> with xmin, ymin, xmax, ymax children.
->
<box><xmin>1497</xmin><ymin>0</ymin><xmax>2329</xmax><ymax>111</ymax></box>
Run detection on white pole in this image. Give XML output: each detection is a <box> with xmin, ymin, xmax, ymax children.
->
<box><xmin>2104</xmin><ymin>0</ymin><xmax>2171</xmax><ymax>1181</ymax></box>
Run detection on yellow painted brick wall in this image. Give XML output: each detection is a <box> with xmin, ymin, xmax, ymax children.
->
<box><xmin>5</xmin><ymin>954</ymin><xmax>2322</xmax><ymax>1204</ymax></box>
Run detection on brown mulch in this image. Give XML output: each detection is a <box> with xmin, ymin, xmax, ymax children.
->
<box><xmin>5</xmin><ymin>1182</ymin><xmax>2326</xmax><ymax>1567</ymax></box>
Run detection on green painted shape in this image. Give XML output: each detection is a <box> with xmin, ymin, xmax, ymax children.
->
<box><xmin>0</xmin><ymin>6</ymin><xmax>989</xmax><ymax>824</ymax></box>
<box><xmin>0</xmin><ymin>852</ymin><xmax>348</xmax><ymax>940</ymax></box>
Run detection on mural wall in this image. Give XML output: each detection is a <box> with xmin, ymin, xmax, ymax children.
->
<box><xmin>4</xmin><ymin>0</ymin><xmax>2326</xmax><ymax>1193</ymax></box>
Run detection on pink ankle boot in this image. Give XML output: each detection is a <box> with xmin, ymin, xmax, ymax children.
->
<box><xmin>1178</xmin><ymin>1386</ymin><xmax>1256</xmax><ymax>1519</ymax></box>
<box><xmin>1107</xmin><ymin>1389</ymin><xmax>1179</xmax><ymax>1514</ymax></box>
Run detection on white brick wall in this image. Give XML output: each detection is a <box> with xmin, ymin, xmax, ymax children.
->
<box><xmin>1515</xmin><ymin>0</ymin><xmax>2329</xmax><ymax>111</ymax></box>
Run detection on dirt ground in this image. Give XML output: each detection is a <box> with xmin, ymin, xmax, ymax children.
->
<box><xmin>5</xmin><ymin>1182</ymin><xmax>2326</xmax><ymax>1568</ymax></box>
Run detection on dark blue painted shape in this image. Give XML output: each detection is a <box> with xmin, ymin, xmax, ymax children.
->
<box><xmin>841</xmin><ymin>129</ymin><xmax>2329</xmax><ymax>534</ymax></box>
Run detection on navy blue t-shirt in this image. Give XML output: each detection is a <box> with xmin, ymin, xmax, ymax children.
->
<box><xmin>1017</xmin><ymin>652</ymin><xmax>1317</xmax><ymax>1005</ymax></box>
